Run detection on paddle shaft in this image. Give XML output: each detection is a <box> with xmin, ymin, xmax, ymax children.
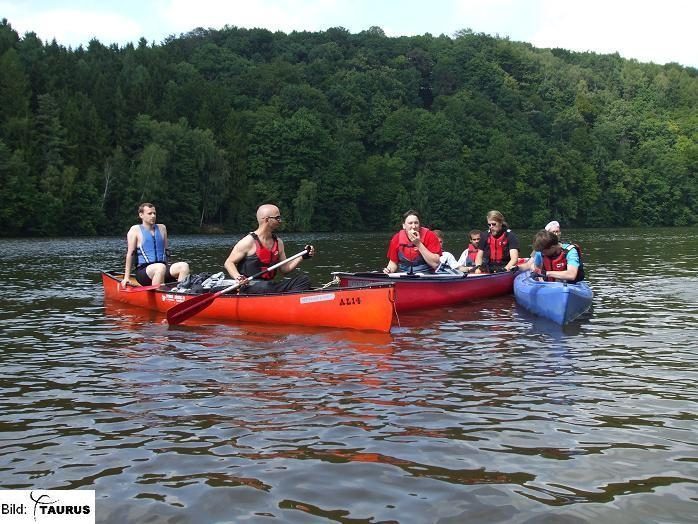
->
<box><xmin>217</xmin><ymin>249</ymin><xmax>308</xmax><ymax>295</ymax></box>
<box><xmin>166</xmin><ymin>249</ymin><xmax>309</xmax><ymax>325</ymax></box>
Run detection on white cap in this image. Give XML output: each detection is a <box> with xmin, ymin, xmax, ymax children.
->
<box><xmin>545</xmin><ymin>220</ymin><xmax>560</xmax><ymax>232</ymax></box>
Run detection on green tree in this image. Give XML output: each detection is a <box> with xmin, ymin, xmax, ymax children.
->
<box><xmin>293</xmin><ymin>178</ymin><xmax>318</xmax><ymax>231</ymax></box>
<box><xmin>0</xmin><ymin>140</ymin><xmax>33</xmax><ymax>235</ymax></box>
<box><xmin>1</xmin><ymin>22</ymin><xmax>697</xmax><ymax>237</ymax></box>
<box><xmin>0</xmin><ymin>48</ymin><xmax>31</xmax><ymax>148</ymax></box>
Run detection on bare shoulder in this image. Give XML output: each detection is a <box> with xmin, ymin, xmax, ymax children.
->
<box><xmin>233</xmin><ymin>233</ymin><xmax>256</xmax><ymax>252</ymax></box>
<box><xmin>125</xmin><ymin>225</ymin><xmax>141</xmax><ymax>249</ymax></box>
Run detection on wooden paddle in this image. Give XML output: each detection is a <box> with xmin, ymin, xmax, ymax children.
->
<box><xmin>166</xmin><ymin>249</ymin><xmax>309</xmax><ymax>325</ymax></box>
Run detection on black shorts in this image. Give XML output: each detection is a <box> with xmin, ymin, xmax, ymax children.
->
<box><xmin>240</xmin><ymin>274</ymin><xmax>312</xmax><ymax>294</ymax></box>
<box><xmin>135</xmin><ymin>263</ymin><xmax>175</xmax><ymax>286</ymax></box>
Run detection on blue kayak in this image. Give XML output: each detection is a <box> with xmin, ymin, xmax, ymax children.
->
<box><xmin>514</xmin><ymin>271</ymin><xmax>593</xmax><ymax>324</ymax></box>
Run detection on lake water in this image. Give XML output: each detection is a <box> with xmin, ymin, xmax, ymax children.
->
<box><xmin>1</xmin><ymin>228</ymin><xmax>697</xmax><ymax>523</ymax></box>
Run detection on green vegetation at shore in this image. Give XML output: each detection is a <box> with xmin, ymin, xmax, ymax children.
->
<box><xmin>0</xmin><ymin>20</ymin><xmax>696</xmax><ymax>236</ymax></box>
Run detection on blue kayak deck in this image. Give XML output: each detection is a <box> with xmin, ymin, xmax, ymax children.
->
<box><xmin>514</xmin><ymin>272</ymin><xmax>592</xmax><ymax>324</ymax></box>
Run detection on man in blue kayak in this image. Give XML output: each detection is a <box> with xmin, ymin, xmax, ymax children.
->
<box><xmin>530</xmin><ymin>229</ymin><xmax>584</xmax><ymax>282</ymax></box>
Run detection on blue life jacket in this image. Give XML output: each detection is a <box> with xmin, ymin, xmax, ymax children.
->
<box><xmin>137</xmin><ymin>225</ymin><xmax>166</xmax><ymax>267</ymax></box>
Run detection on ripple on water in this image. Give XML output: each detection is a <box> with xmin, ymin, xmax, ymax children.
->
<box><xmin>1</xmin><ymin>233</ymin><xmax>698</xmax><ymax>522</ymax></box>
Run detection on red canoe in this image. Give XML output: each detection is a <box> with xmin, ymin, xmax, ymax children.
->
<box><xmin>334</xmin><ymin>270</ymin><xmax>517</xmax><ymax>312</ymax></box>
<box><xmin>102</xmin><ymin>271</ymin><xmax>395</xmax><ymax>332</ymax></box>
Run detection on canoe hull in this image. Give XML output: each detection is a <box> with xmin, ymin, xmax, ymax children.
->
<box><xmin>513</xmin><ymin>272</ymin><xmax>593</xmax><ymax>324</ymax></box>
<box><xmin>335</xmin><ymin>271</ymin><xmax>516</xmax><ymax>312</ymax></box>
<box><xmin>102</xmin><ymin>271</ymin><xmax>395</xmax><ymax>332</ymax></box>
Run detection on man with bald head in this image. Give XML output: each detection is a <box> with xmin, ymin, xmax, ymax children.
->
<box><xmin>224</xmin><ymin>204</ymin><xmax>316</xmax><ymax>293</ymax></box>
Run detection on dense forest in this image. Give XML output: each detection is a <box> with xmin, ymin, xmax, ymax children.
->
<box><xmin>0</xmin><ymin>19</ymin><xmax>696</xmax><ymax>236</ymax></box>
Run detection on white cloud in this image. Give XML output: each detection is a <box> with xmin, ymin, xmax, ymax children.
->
<box><xmin>453</xmin><ymin>0</ymin><xmax>697</xmax><ymax>67</ymax></box>
<box><xmin>2</xmin><ymin>0</ymin><xmax>696</xmax><ymax>66</ymax></box>
<box><xmin>452</xmin><ymin>0</ymin><xmax>533</xmax><ymax>37</ymax></box>
<box><xmin>532</xmin><ymin>0</ymin><xmax>697</xmax><ymax>66</ymax></box>
<box><xmin>2</xmin><ymin>3</ymin><xmax>144</xmax><ymax>47</ymax></box>
<box><xmin>157</xmin><ymin>0</ymin><xmax>344</xmax><ymax>35</ymax></box>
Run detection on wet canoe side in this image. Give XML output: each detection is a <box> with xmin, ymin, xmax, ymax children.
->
<box><xmin>102</xmin><ymin>271</ymin><xmax>395</xmax><ymax>332</ymax></box>
<box><xmin>513</xmin><ymin>271</ymin><xmax>593</xmax><ymax>324</ymax></box>
<box><xmin>335</xmin><ymin>270</ymin><xmax>516</xmax><ymax>312</ymax></box>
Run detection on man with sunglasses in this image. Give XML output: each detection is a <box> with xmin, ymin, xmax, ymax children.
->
<box><xmin>473</xmin><ymin>210</ymin><xmax>520</xmax><ymax>273</ymax></box>
<box><xmin>224</xmin><ymin>203</ymin><xmax>315</xmax><ymax>293</ymax></box>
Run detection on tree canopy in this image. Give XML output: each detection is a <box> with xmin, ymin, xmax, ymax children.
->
<box><xmin>1</xmin><ymin>18</ymin><xmax>696</xmax><ymax>236</ymax></box>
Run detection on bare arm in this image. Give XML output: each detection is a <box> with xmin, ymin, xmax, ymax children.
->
<box><xmin>473</xmin><ymin>249</ymin><xmax>485</xmax><ymax>274</ymax></box>
<box><xmin>409</xmin><ymin>229</ymin><xmax>441</xmax><ymax>269</ymax></box>
<box><xmin>160</xmin><ymin>224</ymin><xmax>169</xmax><ymax>256</ymax></box>
<box><xmin>418</xmin><ymin>243</ymin><xmax>441</xmax><ymax>269</ymax></box>
<box><xmin>383</xmin><ymin>260</ymin><xmax>398</xmax><ymax>273</ymax></box>
<box><xmin>224</xmin><ymin>236</ymin><xmax>255</xmax><ymax>279</ymax></box>
<box><xmin>544</xmin><ymin>265</ymin><xmax>579</xmax><ymax>282</ymax></box>
<box><xmin>277</xmin><ymin>239</ymin><xmax>305</xmax><ymax>274</ymax></box>
<box><xmin>121</xmin><ymin>226</ymin><xmax>139</xmax><ymax>287</ymax></box>
<box><xmin>517</xmin><ymin>251</ymin><xmax>536</xmax><ymax>271</ymax></box>
<box><xmin>505</xmin><ymin>248</ymin><xmax>520</xmax><ymax>270</ymax></box>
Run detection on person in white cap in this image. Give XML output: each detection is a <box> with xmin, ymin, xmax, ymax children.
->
<box><xmin>545</xmin><ymin>220</ymin><xmax>561</xmax><ymax>238</ymax></box>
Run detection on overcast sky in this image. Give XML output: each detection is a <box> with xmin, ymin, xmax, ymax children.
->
<box><xmin>2</xmin><ymin>0</ymin><xmax>696</xmax><ymax>68</ymax></box>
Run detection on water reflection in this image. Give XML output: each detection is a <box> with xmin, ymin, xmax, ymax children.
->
<box><xmin>1</xmin><ymin>230</ymin><xmax>698</xmax><ymax>522</ymax></box>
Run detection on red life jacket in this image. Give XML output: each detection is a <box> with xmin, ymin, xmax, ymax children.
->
<box><xmin>486</xmin><ymin>230</ymin><xmax>510</xmax><ymax>265</ymax></box>
<box><xmin>239</xmin><ymin>233</ymin><xmax>280</xmax><ymax>280</ymax></box>
<box><xmin>465</xmin><ymin>243</ymin><xmax>478</xmax><ymax>266</ymax></box>
<box><xmin>397</xmin><ymin>228</ymin><xmax>431</xmax><ymax>273</ymax></box>
<box><xmin>542</xmin><ymin>243</ymin><xmax>584</xmax><ymax>282</ymax></box>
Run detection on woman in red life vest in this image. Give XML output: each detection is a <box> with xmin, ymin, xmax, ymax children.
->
<box><xmin>224</xmin><ymin>203</ymin><xmax>315</xmax><ymax>294</ymax></box>
<box><xmin>473</xmin><ymin>210</ymin><xmax>520</xmax><ymax>274</ymax></box>
<box><xmin>383</xmin><ymin>210</ymin><xmax>442</xmax><ymax>274</ymax></box>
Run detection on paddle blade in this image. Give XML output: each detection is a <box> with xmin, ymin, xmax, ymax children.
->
<box><xmin>166</xmin><ymin>291</ymin><xmax>220</xmax><ymax>325</ymax></box>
